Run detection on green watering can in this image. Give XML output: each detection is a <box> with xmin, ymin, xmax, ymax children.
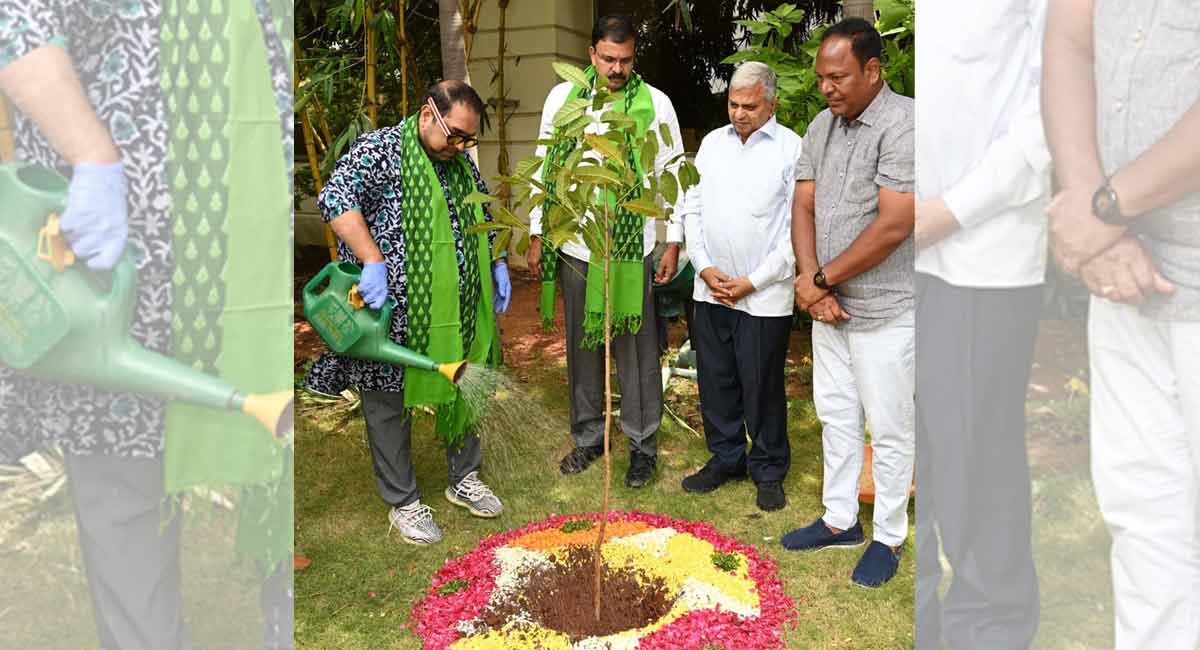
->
<box><xmin>0</xmin><ymin>162</ymin><xmax>292</xmax><ymax>439</ymax></box>
<box><xmin>302</xmin><ymin>261</ymin><xmax>468</xmax><ymax>384</ymax></box>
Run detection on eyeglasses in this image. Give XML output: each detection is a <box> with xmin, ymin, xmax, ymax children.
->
<box><xmin>427</xmin><ymin>97</ymin><xmax>479</xmax><ymax>149</ymax></box>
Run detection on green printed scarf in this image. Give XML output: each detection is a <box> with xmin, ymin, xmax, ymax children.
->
<box><xmin>399</xmin><ymin>116</ymin><xmax>500</xmax><ymax>448</ymax></box>
<box><xmin>539</xmin><ymin>67</ymin><xmax>655</xmax><ymax>348</ymax></box>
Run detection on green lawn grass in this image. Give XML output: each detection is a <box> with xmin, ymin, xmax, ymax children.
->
<box><xmin>295</xmin><ymin>348</ymin><xmax>916</xmax><ymax>649</ymax></box>
<box><xmin>0</xmin><ymin>490</ymin><xmax>263</xmax><ymax>648</ymax></box>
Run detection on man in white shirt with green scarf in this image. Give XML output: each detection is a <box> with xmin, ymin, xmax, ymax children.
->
<box><xmin>525</xmin><ymin>14</ymin><xmax>684</xmax><ymax>488</ymax></box>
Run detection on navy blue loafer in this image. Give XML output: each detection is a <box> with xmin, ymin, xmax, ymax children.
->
<box><xmin>851</xmin><ymin>540</ymin><xmax>903</xmax><ymax>587</ymax></box>
<box><xmin>781</xmin><ymin>518</ymin><xmax>865</xmax><ymax>551</ymax></box>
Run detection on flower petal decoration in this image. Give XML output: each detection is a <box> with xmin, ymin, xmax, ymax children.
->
<box><xmin>410</xmin><ymin>512</ymin><xmax>795</xmax><ymax>650</ymax></box>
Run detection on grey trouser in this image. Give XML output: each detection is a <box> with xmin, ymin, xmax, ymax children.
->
<box><xmin>360</xmin><ymin>389</ymin><xmax>482</xmax><ymax>507</ymax></box>
<box><xmin>64</xmin><ymin>452</ymin><xmax>189</xmax><ymax>650</ymax></box>
<box><xmin>915</xmin><ymin>273</ymin><xmax>1042</xmax><ymax>649</ymax></box>
<box><xmin>559</xmin><ymin>253</ymin><xmax>661</xmax><ymax>456</ymax></box>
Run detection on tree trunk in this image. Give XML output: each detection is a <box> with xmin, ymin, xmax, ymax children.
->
<box><xmin>842</xmin><ymin>0</ymin><xmax>876</xmax><ymax>21</ymax></box>
<box><xmin>397</xmin><ymin>0</ymin><xmax>409</xmax><ymax>115</ymax></box>
<box><xmin>438</xmin><ymin>0</ymin><xmax>471</xmax><ymax>84</ymax></box>
<box><xmin>365</xmin><ymin>1</ymin><xmax>379</xmax><ymax>127</ymax></box>
<box><xmin>593</xmin><ymin>207</ymin><xmax>613</xmax><ymax>623</ymax></box>
<box><xmin>295</xmin><ymin>45</ymin><xmax>339</xmax><ymax>262</ymax></box>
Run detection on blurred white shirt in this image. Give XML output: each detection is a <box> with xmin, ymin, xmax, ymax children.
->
<box><xmin>681</xmin><ymin>116</ymin><xmax>802</xmax><ymax>318</ymax></box>
<box><xmin>528</xmin><ymin>80</ymin><xmax>684</xmax><ymax>261</ymax></box>
<box><xmin>915</xmin><ymin>0</ymin><xmax>1052</xmax><ymax>287</ymax></box>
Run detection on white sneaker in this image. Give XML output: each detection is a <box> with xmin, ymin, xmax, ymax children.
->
<box><xmin>445</xmin><ymin>471</ymin><xmax>503</xmax><ymax>518</ymax></box>
<box><xmin>388</xmin><ymin>501</ymin><xmax>443</xmax><ymax>545</ymax></box>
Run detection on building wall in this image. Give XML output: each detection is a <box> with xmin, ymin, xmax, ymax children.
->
<box><xmin>469</xmin><ymin>0</ymin><xmax>597</xmax><ymax>267</ymax></box>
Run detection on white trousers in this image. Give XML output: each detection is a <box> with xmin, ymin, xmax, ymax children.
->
<box><xmin>812</xmin><ymin>309</ymin><xmax>915</xmax><ymax>547</ymax></box>
<box><xmin>1089</xmin><ymin>296</ymin><xmax>1200</xmax><ymax>650</ymax></box>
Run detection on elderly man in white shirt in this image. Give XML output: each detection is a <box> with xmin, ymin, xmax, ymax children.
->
<box><xmin>525</xmin><ymin>14</ymin><xmax>684</xmax><ymax>488</ymax></box>
<box><xmin>914</xmin><ymin>1</ymin><xmax>1051</xmax><ymax>647</ymax></box>
<box><xmin>678</xmin><ymin>62</ymin><xmax>801</xmax><ymax>512</ymax></box>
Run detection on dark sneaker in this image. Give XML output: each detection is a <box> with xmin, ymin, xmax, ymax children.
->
<box><xmin>624</xmin><ymin>449</ymin><xmax>656</xmax><ymax>488</ymax></box>
<box><xmin>559</xmin><ymin>444</ymin><xmax>604</xmax><ymax>475</ymax></box>
<box><xmin>781</xmin><ymin>518</ymin><xmax>865</xmax><ymax>551</ymax></box>
<box><xmin>681</xmin><ymin>460</ymin><xmax>748</xmax><ymax>493</ymax></box>
<box><xmin>756</xmin><ymin>481</ymin><xmax>786</xmax><ymax>511</ymax></box>
<box><xmin>851</xmin><ymin>541</ymin><xmax>904</xmax><ymax>587</ymax></box>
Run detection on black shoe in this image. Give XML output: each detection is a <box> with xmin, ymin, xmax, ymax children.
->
<box><xmin>624</xmin><ymin>449</ymin><xmax>656</xmax><ymax>488</ymax></box>
<box><xmin>681</xmin><ymin>460</ymin><xmax>748</xmax><ymax>493</ymax></box>
<box><xmin>559</xmin><ymin>445</ymin><xmax>603</xmax><ymax>475</ymax></box>
<box><xmin>756</xmin><ymin>480</ymin><xmax>786</xmax><ymax>511</ymax></box>
<box><xmin>851</xmin><ymin>541</ymin><xmax>904</xmax><ymax>588</ymax></box>
<box><xmin>781</xmin><ymin>518</ymin><xmax>866</xmax><ymax>551</ymax></box>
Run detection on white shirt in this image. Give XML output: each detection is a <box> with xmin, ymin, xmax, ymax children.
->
<box><xmin>681</xmin><ymin>117</ymin><xmax>802</xmax><ymax>318</ymax></box>
<box><xmin>915</xmin><ymin>0</ymin><xmax>1052</xmax><ymax>288</ymax></box>
<box><xmin>528</xmin><ymin>80</ymin><xmax>684</xmax><ymax>261</ymax></box>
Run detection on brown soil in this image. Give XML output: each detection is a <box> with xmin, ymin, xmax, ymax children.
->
<box><xmin>479</xmin><ymin>546</ymin><xmax>672</xmax><ymax>640</ymax></box>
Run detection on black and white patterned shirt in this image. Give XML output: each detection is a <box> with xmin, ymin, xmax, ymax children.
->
<box><xmin>306</xmin><ymin>121</ymin><xmax>496</xmax><ymax>395</ymax></box>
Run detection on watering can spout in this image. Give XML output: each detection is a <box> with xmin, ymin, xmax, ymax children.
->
<box><xmin>101</xmin><ymin>345</ymin><xmax>293</xmax><ymax>440</ymax></box>
<box><xmin>440</xmin><ymin>360</ymin><xmax>468</xmax><ymax>385</ymax></box>
<box><xmin>239</xmin><ymin>390</ymin><xmax>295</xmax><ymax>439</ymax></box>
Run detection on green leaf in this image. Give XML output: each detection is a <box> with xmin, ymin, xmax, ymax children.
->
<box><xmin>581</xmin><ymin>219</ymin><xmax>607</xmax><ymax>257</ymax></box>
<box><xmin>659</xmin><ymin>171</ymin><xmax>679</xmax><ymax>206</ymax></box>
<box><xmin>552</xmin><ymin>62</ymin><xmax>592</xmax><ymax>90</ymax></box>
<box><xmin>552</xmin><ymin>97</ymin><xmax>591</xmax><ymax>129</ymax></box>
<box><xmin>492</xmin><ymin>204</ymin><xmax>524</xmax><ymax>228</ymax></box>
<box><xmin>658</xmin><ymin>123</ymin><xmax>674</xmax><ymax>149</ymax></box>
<box><xmin>721</xmin><ymin>50</ymin><xmax>761</xmax><ymax>65</ymax></box>
<box><xmin>462</xmin><ymin>190</ymin><xmax>494</xmax><ymax>205</ymax></box>
<box><xmin>572</xmin><ymin>165</ymin><xmax>622</xmax><ymax>185</ymax></box>
<box><xmin>640</xmin><ymin>133</ymin><xmax>659</xmax><ymax>177</ymax></box>
<box><xmin>548</xmin><ymin>221</ymin><xmax>581</xmax><ymax>249</ymax></box>
<box><xmin>466</xmin><ymin>222</ymin><xmax>507</xmax><ymax>234</ymax></box>
<box><xmin>621</xmin><ymin>196</ymin><xmax>664</xmax><ymax>219</ymax></box>
<box><xmin>493</xmin><ymin>230</ymin><xmax>512</xmax><ymax>259</ymax></box>
<box><xmin>563</xmin><ymin>114</ymin><xmax>593</xmax><ymax>139</ymax></box>
<box><xmin>600</xmin><ymin>110</ymin><xmax>636</xmax><ymax>130</ymax></box>
<box><xmin>584</xmin><ymin>134</ymin><xmax>625</xmax><ymax>169</ymax></box>
<box><xmin>515</xmin><ymin>232</ymin><xmax>531</xmax><ymax>257</ymax></box>
<box><xmin>514</xmin><ymin>156</ymin><xmax>543</xmax><ymax>180</ymax></box>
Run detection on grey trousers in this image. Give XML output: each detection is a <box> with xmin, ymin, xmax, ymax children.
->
<box><xmin>558</xmin><ymin>254</ymin><xmax>661</xmax><ymax>456</ymax></box>
<box><xmin>63</xmin><ymin>452</ymin><xmax>189</xmax><ymax>650</ymax></box>
<box><xmin>915</xmin><ymin>273</ymin><xmax>1042</xmax><ymax>650</ymax></box>
<box><xmin>360</xmin><ymin>389</ymin><xmax>482</xmax><ymax>507</ymax></box>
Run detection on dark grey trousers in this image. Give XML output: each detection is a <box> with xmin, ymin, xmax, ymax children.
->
<box><xmin>915</xmin><ymin>273</ymin><xmax>1042</xmax><ymax>650</ymax></box>
<box><xmin>360</xmin><ymin>389</ymin><xmax>482</xmax><ymax>507</ymax></box>
<box><xmin>558</xmin><ymin>254</ymin><xmax>661</xmax><ymax>456</ymax></box>
<box><xmin>692</xmin><ymin>301</ymin><xmax>792</xmax><ymax>483</ymax></box>
<box><xmin>64</xmin><ymin>452</ymin><xmax>189</xmax><ymax>650</ymax></box>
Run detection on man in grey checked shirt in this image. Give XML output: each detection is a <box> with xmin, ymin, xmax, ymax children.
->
<box><xmin>1045</xmin><ymin>1</ymin><xmax>1199</xmax><ymax>647</ymax></box>
<box><xmin>779</xmin><ymin>18</ymin><xmax>915</xmax><ymax>589</ymax></box>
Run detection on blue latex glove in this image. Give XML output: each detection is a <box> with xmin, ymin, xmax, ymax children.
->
<box><xmin>492</xmin><ymin>262</ymin><xmax>511</xmax><ymax>313</ymax></box>
<box><xmin>359</xmin><ymin>261</ymin><xmax>389</xmax><ymax>309</ymax></box>
<box><xmin>61</xmin><ymin>162</ymin><xmax>129</xmax><ymax>270</ymax></box>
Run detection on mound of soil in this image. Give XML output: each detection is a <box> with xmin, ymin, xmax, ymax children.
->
<box><xmin>480</xmin><ymin>545</ymin><xmax>672</xmax><ymax>640</ymax></box>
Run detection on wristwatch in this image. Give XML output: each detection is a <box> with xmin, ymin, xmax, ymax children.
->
<box><xmin>1092</xmin><ymin>178</ymin><xmax>1126</xmax><ymax>225</ymax></box>
<box><xmin>814</xmin><ymin>268</ymin><xmax>831</xmax><ymax>290</ymax></box>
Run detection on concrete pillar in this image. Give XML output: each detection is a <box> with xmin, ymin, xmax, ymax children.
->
<box><xmin>468</xmin><ymin>0</ymin><xmax>596</xmax><ymax>265</ymax></box>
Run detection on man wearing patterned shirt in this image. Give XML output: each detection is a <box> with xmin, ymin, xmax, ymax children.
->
<box><xmin>308</xmin><ymin>80</ymin><xmax>511</xmax><ymax>546</ymax></box>
<box><xmin>780</xmin><ymin>18</ymin><xmax>916</xmax><ymax>589</ymax></box>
